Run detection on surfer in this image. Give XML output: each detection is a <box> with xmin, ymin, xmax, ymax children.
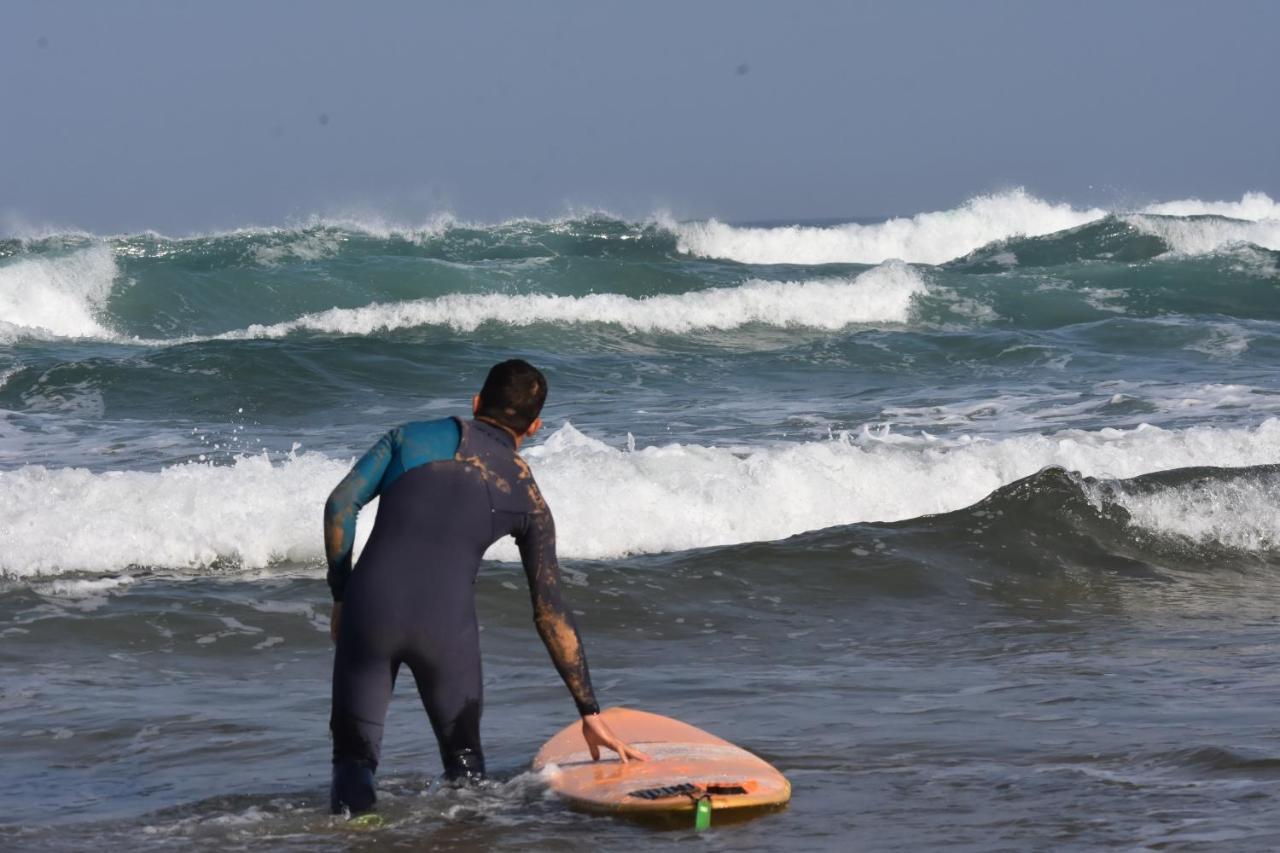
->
<box><xmin>324</xmin><ymin>359</ymin><xmax>646</xmax><ymax>814</ymax></box>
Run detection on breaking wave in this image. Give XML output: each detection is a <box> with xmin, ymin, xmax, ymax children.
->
<box><xmin>0</xmin><ymin>245</ymin><xmax>118</xmax><ymax>342</ymax></box>
<box><xmin>1</xmin><ymin>190</ymin><xmax>1275</xmax><ymax>346</ymax></box>
<box><xmin>3</xmin><ymin>418</ymin><xmax>1279</xmax><ymax>578</ymax></box>
<box><xmin>216</xmin><ymin>261</ymin><xmax>927</xmax><ymax>338</ymax></box>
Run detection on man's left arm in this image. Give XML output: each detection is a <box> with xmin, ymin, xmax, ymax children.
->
<box><xmin>323</xmin><ymin>430</ymin><xmax>396</xmax><ymax>639</ymax></box>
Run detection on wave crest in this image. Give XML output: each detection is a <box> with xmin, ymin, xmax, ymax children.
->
<box><xmin>1126</xmin><ymin>214</ymin><xmax>1280</xmax><ymax>255</ymax></box>
<box><xmin>4</xmin><ymin>418</ymin><xmax>1279</xmax><ymax>577</ymax></box>
<box><xmin>1106</xmin><ymin>467</ymin><xmax>1280</xmax><ymax>551</ymax></box>
<box><xmin>0</xmin><ymin>245</ymin><xmax>118</xmax><ymax>342</ymax></box>
<box><xmin>672</xmin><ymin>189</ymin><xmax>1107</xmax><ymax>265</ymax></box>
<box><xmin>218</xmin><ymin>261</ymin><xmax>928</xmax><ymax>338</ymax></box>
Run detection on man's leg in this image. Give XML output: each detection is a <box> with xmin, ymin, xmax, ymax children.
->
<box><xmin>330</xmin><ymin>640</ymin><xmax>397</xmax><ymax>813</ymax></box>
<box><xmin>408</xmin><ymin>638</ymin><xmax>484</xmax><ymax>782</ymax></box>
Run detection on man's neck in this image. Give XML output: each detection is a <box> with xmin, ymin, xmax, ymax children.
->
<box><xmin>474</xmin><ymin>415</ymin><xmax>524</xmax><ymax>449</ymax></box>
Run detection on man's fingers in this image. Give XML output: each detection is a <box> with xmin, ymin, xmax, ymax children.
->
<box><xmin>606</xmin><ymin>738</ymin><xmax>650</xmax><ymax>762</ymax></box>
<box><xmin>582</xmin><ymin>718</ymin><xmax>647</xmax><ymax>763</ymax></box>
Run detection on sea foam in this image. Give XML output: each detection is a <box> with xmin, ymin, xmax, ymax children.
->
<box><xmin>218</xmin><ymin>261</ymin><xmax>928</xmax><ymax>338</ymax></box>
<box><xmin>3</xmin><ymin>418</ymin><xmax>1279</xmax><ymax>578</ymax></box>
<box><xmin>1113</xmin><ymin>475</ymin><xmax>1280</xmax><ymax>552</ymax></box>
<box><xmin>671</xmin><ymin>189</ymin><xmax>1107</xmax><ymax>265</ymax></box>
<box><xmin>672</xmin><ymin>190</ymin><xmax>1280</xmax><ymax>265</ymax></box>
<box><xmin>1126</xmin><ymin>214</ymin><xmax>1280</xmax><ymax>255</ymax></box>
<box><xmin>1138</xmin><ymin>191</ymin><xmax>1280</xmax><ymax>221</ymax></box>
<box><xmin>0</xmin><ymin>245</ymin><xmax>118</xmax><ymax>342</ymax></box>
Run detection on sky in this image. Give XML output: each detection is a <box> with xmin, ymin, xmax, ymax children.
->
<box><xmin>2</xmin><ymin>0</ymin><xmax>1278</xmax><ymax>233</ymax></box>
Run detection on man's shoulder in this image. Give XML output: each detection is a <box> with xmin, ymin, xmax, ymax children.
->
<box><xmin>395</xmin><ymin>416</ymin><xmax>459</xmax><ymax>434</ymax></box>
<box><xmin>393</xmin><ymin>417</ymin><xmax>462</xmax><ymax>459</ymax></box>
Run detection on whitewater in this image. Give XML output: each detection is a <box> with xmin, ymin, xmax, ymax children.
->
<box><xmin>3</xmin><ymin>418</ymin><xmax>1278</xmax><ymax>577</ymax></box>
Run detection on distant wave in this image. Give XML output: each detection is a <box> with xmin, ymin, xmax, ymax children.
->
<box><xmin>1140</xmin><ymin>191</ymin><xmax>1280</xmax><ymax>220</ymax></box>
<box><xmin>0</xmin><ymin>259</ymin><xmax>929</xmax><ymax>344</ymax></box>
<box><xmin>671</xmin><ymin>189</ymin><xmax>1108</xmax><ymax>265</ymax></box>
<box><xmin>673</xmin><ymin>190</ymin><xmax>1280</xmax><ymax>265</ymax></box>
<box><xmin>217</xmin><ymin>261</ymin><xmax>927</xmax><ymax>338</ymax></box>
<box><xmin>1125</xmin><ymin>214</ymin><xmax>1280</xmax><ymax>255</ymax></box>
<box><xmin>3</xmin><ymin>418</ymin><xmax>1278</xmax><ymax>577</ymax></box>
<box><xmin>2</xmin><ymin>190</ymin><xmax>1277</xmax><ymax>346</ymax></box>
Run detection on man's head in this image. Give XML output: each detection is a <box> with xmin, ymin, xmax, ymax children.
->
<box><xmin>472</xmin><ymin>359</ymin><xmax>547</xmax><ymax>440</ymax></box>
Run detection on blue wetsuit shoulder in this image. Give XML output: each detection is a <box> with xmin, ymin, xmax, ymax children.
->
<box><xmin>379</xmin><ymin>417</ymin><xmax>462</xmax><ymax>494</ymax></box>
<box><xmin>323</xmin><ymin>417</ymin><xmax>461</xmax><ymax>602</ymax></box>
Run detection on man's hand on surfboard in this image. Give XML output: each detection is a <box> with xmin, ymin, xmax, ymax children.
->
<box><xmin>581</xmin><ymin>713</ymin><xmax>650</xmax><ymax>762</ymax></box>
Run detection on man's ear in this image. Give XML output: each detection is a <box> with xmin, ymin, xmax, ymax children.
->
<box><xmin>472</xmin><ymin>394</ymin><xmax>482</xmax><ymax>416</ymax></box>
<box><xmin>525</xmin><ymin>416</ymin><xmax>543</xmax><ymax>438</ymax></box>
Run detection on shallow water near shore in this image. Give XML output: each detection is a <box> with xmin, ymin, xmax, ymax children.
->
<box><xmin>3</xmin><ymin>191</ymin><xmax>1280</xmax><ymax>850</ymax></box>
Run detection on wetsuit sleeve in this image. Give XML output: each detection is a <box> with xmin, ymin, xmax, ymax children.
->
<box><xmin>324</xmin><ymin>431</ymin><xmax>396</xmax><ymax>602</ymax></box>
<box><xmin>516</xmin><ymin>508</ymin><xmax>601</xmax><ymax>716</ymax></box>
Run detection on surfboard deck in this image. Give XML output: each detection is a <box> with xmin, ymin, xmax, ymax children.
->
<box><xmin>532</xmin><ymin>707</ymin><xmax>790</xmax><ymax>816</ymax></box>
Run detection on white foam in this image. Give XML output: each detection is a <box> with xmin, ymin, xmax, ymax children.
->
<box><xmin>513</xmin><ymin>419</ymin><xmax>1280</xmax><ymax>560</ymax></box>
<box><xmin>1126</xmin><ymin>214</ymin><xmax>1280</xmax><ymax>254</ymax></box>
<box><xmin>29</xmin><ymin>574</ymin><xmax>137</xmax><ymax>612</ymax></box>
<box><xmin>1139</xmin><ymin>192</ymin><xmax>1280</xmax><ymax>221</ymax></box>
<box><xmin>1103</xmin><ymin>381</ymin><xmax>1280</xmax><ymax>418</ymax></box>
<box><xmin>216</xmin><ymin>261</ymin><xmax>929</xmax><ymax>337</ymax></box>
<box><xmin>0</xmin><ymin>451</ymin><xmax>360</xmax><ymax>576</ymax></box>
<box><xmin>35</xmin><ymin>575</ymin><xmax>136</xmax><ymax>598</ymax></box>
<box><xmin>1185</xmin><ymin>323</ymin><xmax>1253</xmax><ymax>359</ymax></box>
<box><xmin>0</xmin><ymin>245</ymin><xmax>119</xmax><ymax>341</ymax></box>
<box><xmin>671</xmin><ymin>189</ymin><xmax>1107</xmax><ymax>265</ymax></box>
<box><xmin>1111</xmin><ymin>476</ymin><xmax>1280</xmax><ymax>552</ymax></box>
<box><xmin>4</xmin><ymin>418</ymin><xmax>1280</xmax><ymax>577</ymax></box>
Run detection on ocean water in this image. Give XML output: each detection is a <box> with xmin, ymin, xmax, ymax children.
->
<box><xmin>2</xmin><ymin>189</ymin><xmax>1279</xmax><ymax>851</ymax></box>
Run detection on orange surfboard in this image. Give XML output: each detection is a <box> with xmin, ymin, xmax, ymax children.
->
<box><xmin>532</xmin><ymin>707</ymin><xmax>791</xmax><ymax>818</ymax></box>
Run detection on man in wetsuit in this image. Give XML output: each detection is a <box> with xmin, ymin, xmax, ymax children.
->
<box><xmin>324</xmin><ymin>359</ymin><xmax>645</xmax><ymax>813</ymax></box>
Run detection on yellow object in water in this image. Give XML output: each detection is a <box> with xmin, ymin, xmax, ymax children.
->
<box><xmin>346</xmin><ymin>812</ymin><xmax>384</xmax><ymax>830</ymax></box>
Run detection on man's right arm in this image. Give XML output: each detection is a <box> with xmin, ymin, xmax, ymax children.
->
<box><xmin>515</xmin><ymin>502</ymin><xmax>648</xmax><ymax>763</ymax></box>
<box><xmin>516</xmin><ymin>508</ymin><xmax>601</xmax><ymax>716</ymax></box>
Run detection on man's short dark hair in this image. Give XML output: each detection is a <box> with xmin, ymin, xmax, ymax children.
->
<box><xmin>476</xmin><ymin>359</ymin><xmax>548</xmax><ymax>434</ymax></box>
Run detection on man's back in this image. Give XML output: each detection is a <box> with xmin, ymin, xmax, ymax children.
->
<box><xmin>330</xmin><ymin>416</ymin><xmax>548</xmax><ymax>605</ymax></box>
